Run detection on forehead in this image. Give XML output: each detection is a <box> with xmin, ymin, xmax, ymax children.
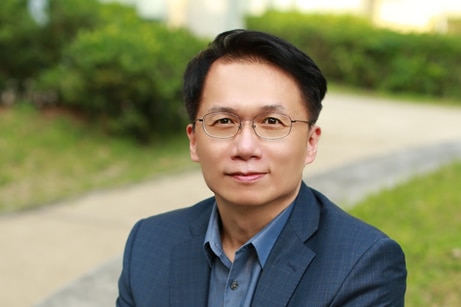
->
<box><xmin>200</xmin><ymin>59</ymin><xmax>306</xmax><ymax>115</ymax></box>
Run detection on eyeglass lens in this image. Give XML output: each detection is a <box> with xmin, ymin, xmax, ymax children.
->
<box><xmin>201</xmin><ymin>112</ymin><xmax>293</xmax><ymax>139</ymax></box>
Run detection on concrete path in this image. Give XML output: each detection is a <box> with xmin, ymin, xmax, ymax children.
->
<box><xmin>2</xmin><ymin>93</ymin><xmax>461</xmax><ymax>307</ymax></box>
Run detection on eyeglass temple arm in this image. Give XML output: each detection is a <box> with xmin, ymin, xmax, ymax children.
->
<box><xmin>291</xmin><ymin>119</ymin><xmax>315</xmax><ymax>125</ymax></box>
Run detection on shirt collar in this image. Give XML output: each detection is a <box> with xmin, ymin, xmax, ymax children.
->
<box><xmin>203</xmin><ymin>201</ymin><xmax>294</xmax><ymax>268</ymax></box>
<box><xmin>203</xmin><ymin>204</ymin><xmax>225</xmax><ymax>266</ymax></box>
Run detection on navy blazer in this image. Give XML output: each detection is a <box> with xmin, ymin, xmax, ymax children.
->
<box><xmin>117</xmin><ymin>182</ymin><xmax>406</xmax><ymax>306</ymax></box>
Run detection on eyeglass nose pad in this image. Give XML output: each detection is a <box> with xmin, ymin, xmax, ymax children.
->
<box><xmin>236</xmin><ymin>120</ymin><xmax>256</xmax><ymax>136</ymax></box>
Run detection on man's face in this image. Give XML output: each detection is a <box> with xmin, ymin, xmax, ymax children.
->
<box><xmin>186</xmin><ymin>59</ymin><xmax>321</xmax><ymax>210</ymax></box>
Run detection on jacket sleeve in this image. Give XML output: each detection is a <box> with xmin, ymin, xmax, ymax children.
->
<box><xmin>330</xmin><ymin>237</ymin><xmax>407</xmax><ymax>307</ymax></box>
<box><xmin>116</xmin><ymin>220</ymin><xmax>143</xmax><ymax>307</ymax></box>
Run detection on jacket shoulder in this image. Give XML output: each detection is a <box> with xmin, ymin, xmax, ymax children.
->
<box><xmin>301</xmin><ymin>187</ymin><xmax>406</xmax><ymax>305</ymax></box>
<box><xmin>134</xmin><ymin>196</ymin><xmax>214</xmax><ymax>243</ymax></box>
<box><xmin>311</xmin><ymin>187</ymin><xmax>390</xmax><ymax>242</ymax></box>
<box><xmin>117</xmin><ymin>197</ymin><xmax>214</xmax><ymax>306</ymax></box>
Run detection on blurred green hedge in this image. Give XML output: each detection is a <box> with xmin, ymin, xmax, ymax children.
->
<box><xmin>247</xmin><ymin>11</ymin><xmax>461</xmax><ymax>100</ymax></box>
<box><xmin>36</xmin><ymin>21</ymin><xmax>204</xmax><ymax>141</ymax></box>
<box><xmin>0</xmin><ymin>0</ymin><xmax>43</xmax><ymax>92</ymax></box>
<box><xmin>1</xmin><ymin>0</ymin><xmax>205</xmax><ymax>142</ymax></box>
<box><xmin>0</xmin><ymin>0</ymin><xmax>102</xmax><ymax>92</ymax></box>
<box><xmin>32</xmin><ymin>2</ymin><xmax>205</xmax><ymax>142</ymax></box>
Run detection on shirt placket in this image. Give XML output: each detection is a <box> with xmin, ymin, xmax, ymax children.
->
<box><xmin>223</xmin><ymin>244</ymin><xmax>256</xmax><ymax>306</ymax></box>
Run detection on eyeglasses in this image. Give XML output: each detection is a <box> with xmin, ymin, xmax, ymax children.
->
<box><xmin>194</xmin><ymin>111</ymin><xmax>314</xmax><ymax>140</ymax></box>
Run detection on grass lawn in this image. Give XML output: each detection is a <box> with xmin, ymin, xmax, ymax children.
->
<box><xmin>349</xmin><ymin>162</ymin><xmax>461</xmax><ymax>307</ymax></box>
<box><xmin>0</xmin><ymin>103</ymin><xmax>196</xmax><ymax>213</ymax></box>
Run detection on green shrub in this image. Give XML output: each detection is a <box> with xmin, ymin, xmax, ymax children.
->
<box><xmin>0</xmin><ymin>0</ymin><xmax>109</xmax><ymax>99</ymax></box>
<box><xmin>0</xmin><ymin>0</ymin><xmax>134</xmax><ymax>97</ymax></box>
<box><xmin>38</xmin><ymin>0</ymin><xmax>103</xmax><ymax>65</ymax></box>
<box><xmin>36</xmin><ymin>21</ymin><xmax>205</xmax><ymax>142</ymax></box>
<box><xmin>247</xmin><ymin>11</ymin><xmax>461</xmax><ymax>101</ymax></box>
<box><xmin>0</xmin><ymin>0</ymin><xmax>42</xmax><ymax>92</ymax></box>
<box><xmin>386</xmin><ymin>35</ymin><xmax>461</xmax><ymax>98</ymax></box>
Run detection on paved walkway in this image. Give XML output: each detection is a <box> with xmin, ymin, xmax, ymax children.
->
<box><xmin>2</xmin><ymin>93</ymin><xmax>461</xmax><ymax>307</ymax></box>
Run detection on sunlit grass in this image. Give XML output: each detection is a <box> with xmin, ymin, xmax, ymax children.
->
<box><xmin>349</xmin><ymin>161</ymin><xmax>461</xmax><ymax>307</ymax></box>
<box><xmin>0</xmin><ymin>103</ymin><xmax>195</xmax><ymax>213</ymax></box>
<box><xmin>328</xmin><ymin>83</ymin><xmax>461</xmax><ymax>106</ymax></box>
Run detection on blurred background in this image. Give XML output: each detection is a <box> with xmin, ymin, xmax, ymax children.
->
<box><xmin>1</xmin><ymin>1</ymin><xmax>461</xmax><ymax>306</ymax></box>
<box><xmin>106</xmin><ymin>0</ymin><xmax>461</xmax><ymax>37</ymax></box>
<box><xmin>4</xmin><ymin>0</ymin><xmax>459</xmax><ymax>211</ymax></box>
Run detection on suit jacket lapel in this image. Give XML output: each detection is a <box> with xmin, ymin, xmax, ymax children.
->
<box><xmin>168</xmin><ymin>184</ymin><xmax>320</xmax><ymax>306</ymax></box>
<box><xmin>169</xmin><ymin>201</ymin><xmax>213</xmax><ymax>306</ymax></box>
<box><xmin>252</xmin><ymin>183</ymin><xmax>320</xmax><ymax>306</ymax></box>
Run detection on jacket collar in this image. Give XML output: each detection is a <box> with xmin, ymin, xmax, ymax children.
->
<box><xmin>252</xmin><ymin>182</ymin><xmax>320</xmax><ymax>306</ymax></box>
<box><xmin>169</xmin><ymin>199</ymin><xmax>213</xmax><ymax>306</ymax></box>
<box><xmin>169</xmin><ymin>182</ymin><xmax>320</xmax><ymax>306</ymax></box>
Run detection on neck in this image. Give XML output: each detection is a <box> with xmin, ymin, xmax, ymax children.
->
<box><xmin>216</xmin><ymin>197</ymin><xmax>293</xmax><ymax>262</ymax></box>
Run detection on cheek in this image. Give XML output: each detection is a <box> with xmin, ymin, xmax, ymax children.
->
<box><xmin>284</xmin><ymin>136</ymin><xmax>311</xmax><ymax>166</ymax></box>
<box><xmin>269</xmin><ymin>141</ymin><xmax>308</xmax><ymax>166</ymax></box>
<box><xmin>195</xmin><ymin>138</ymin><xmax>228</xmax><ymax>163</ymax></box>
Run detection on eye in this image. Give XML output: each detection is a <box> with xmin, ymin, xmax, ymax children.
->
<box><xmin>257</xmin><ymin>113</ymin><xmax>290</xmax><ymax>127</ymax></box>
<box><xmin>215</xmin><ymin>117</ymin><xmax>235</xmax><ymax>125</ymax></box>
<box><xmin>263</xmin><ymin>117</ymin><xmax>282</xmax><ymax>125</ymax></box>
<box><xmin>204</xmin><ymin>112</ymin><xmax>239</xmax><ymax>127</ymax></box>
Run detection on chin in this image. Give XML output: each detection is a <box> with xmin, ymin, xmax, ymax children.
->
<box><xmin>218</xmin><ymin>190</ymin><xmax>274</xmax><ymax>207</ymax></box>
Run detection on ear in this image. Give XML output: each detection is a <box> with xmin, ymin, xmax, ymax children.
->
<box><xmin>186</xmin><ymin>124</ymin><xmax>200</xmax><ymax>162</ymax></box>
<box><xmin>304</xmin><ymin>125</ymin><xmax>321</xmax><ymax>165</ymax></box>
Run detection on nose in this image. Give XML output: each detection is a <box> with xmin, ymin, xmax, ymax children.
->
<box><xmin>238</xmin><ymin>120</ymin><xmax>257</xmax><ymax>135</ymax></box>
<box><xmin>231</xmin><ymin>121</ymin><xmax>262</xmax><ymax>160</ymax></box>
<box><xmin>236</xmin><ymin>120</ymin><xmax>259</xmax><ymax>138</ymax></box>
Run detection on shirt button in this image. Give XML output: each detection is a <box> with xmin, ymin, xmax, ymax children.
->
<box><xmin>230</xmin><ymin>281</ymin><xmax>239</xmax><ymax>290</ymax></box>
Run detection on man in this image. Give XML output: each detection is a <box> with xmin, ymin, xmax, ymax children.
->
<box><xmin>117</xmin><ymin>29</ymin><xmax>407</xmax><ymax>306</ymax></box>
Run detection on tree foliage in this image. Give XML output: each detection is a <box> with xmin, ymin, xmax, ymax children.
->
<box><xmin>247</xmin><ymin>11</ymin><xmax>461</xmax><ymax>99</ymax></box>
<box><xmin>35</xmin><ymin>5</ymin><xmax>205</xmax><ymax>141</ymax></box>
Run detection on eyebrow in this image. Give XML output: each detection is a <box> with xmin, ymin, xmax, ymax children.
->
<box><xmin>207</xmin><ymin>106</ymin><xmax>236</xmax><ymax>113</ymax></box>
<box><xmin>260</xmin><ymin>104</ymin><xmax>287</xmax><ymax>112</ymax></box>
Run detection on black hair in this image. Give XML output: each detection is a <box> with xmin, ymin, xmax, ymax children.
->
<box><xmin>183</xmin><ymin>29</ymin><xmax>327</xmax><ymax>123</ymax></box>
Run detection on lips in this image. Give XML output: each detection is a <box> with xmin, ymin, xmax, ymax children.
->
<box><xmin>227</xmin><ymin>171</ymin><xmax>266</xmax><ymax>183</ymax></box>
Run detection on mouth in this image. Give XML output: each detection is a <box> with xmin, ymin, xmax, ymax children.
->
<box><xmin>227</xmin><ymin>171</ymin><xmax>266</xmax><ymax>183</ymax></box>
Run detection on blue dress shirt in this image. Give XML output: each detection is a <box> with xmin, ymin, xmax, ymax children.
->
<box><xmin>203</xmin><ymin>202</ymin><xmax>294</xmax><ymax>306</ymax></box>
